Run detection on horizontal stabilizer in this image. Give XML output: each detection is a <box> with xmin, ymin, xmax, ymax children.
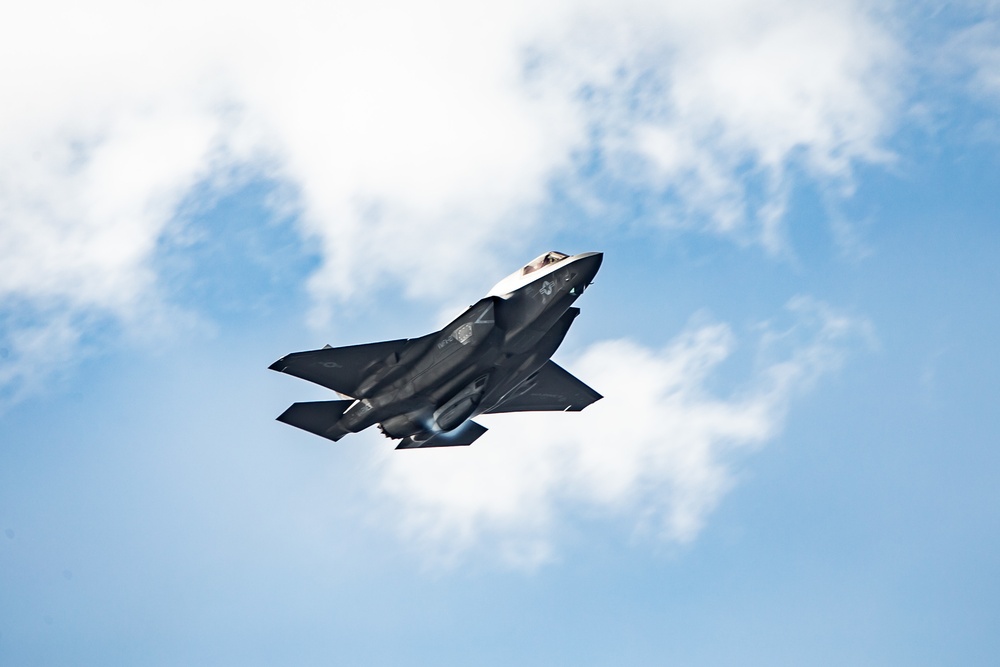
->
<box><xmin>396</xmin><ymin>420</ymin><xmax>488</xmax><ymax>449</ymax></box>
<box><xmin>276</xmin><ymin>400</ymin><xmax>354</xmax><ymax>442</ymax></box>
<box><xmin>484</xmin><ymin>360</ymin><xmax>601</xmax><ymax>414</ymax></box>
<box><xmin>269</xmin><ymin>339</ymin><xmax>410</xmax><ymax>396</ymax></box>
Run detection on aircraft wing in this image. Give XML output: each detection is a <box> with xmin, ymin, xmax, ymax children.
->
<box><xmin>483</xmin><ymin>360</ymin><xmax>602</xmax><ymax>414</ymax></box>
<box><xmin>269</xmin><ymin>339</ymin><xmax>409</xmax><ymax>397</ymax></box>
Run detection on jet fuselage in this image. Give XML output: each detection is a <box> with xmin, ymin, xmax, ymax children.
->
<box><xmin>270</xmin><ymin>251</ymin><xmax>603</xmax><ymax>449</ymax></box>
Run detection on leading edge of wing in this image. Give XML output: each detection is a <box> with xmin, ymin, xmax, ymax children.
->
<box><xmin>483</xmin><ymin>360</ymin><xmax>602</xmax><ymax>414</ymax></box>
<box><xmin>269</xmin><ymin>338</ymin><xmax>410</xmax><ymax>397</ymax></box>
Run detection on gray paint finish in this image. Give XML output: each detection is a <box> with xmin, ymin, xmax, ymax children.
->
<box><xmin>269</xmin><ymin>251</ymin><xmax>603</xmax><ymax>448</ymax></box>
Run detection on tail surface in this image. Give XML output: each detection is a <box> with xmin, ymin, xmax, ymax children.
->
<box><xmin>276</xmin><ymin>400</ymin><xmax>354</xmax><ymax>442</ymax></box>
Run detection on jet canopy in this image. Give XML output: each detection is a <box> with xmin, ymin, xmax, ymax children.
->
<box><xmin>520</xmin><ymin>251</ymin><xmax>569</xmax><ymax>276</ymax></box>
<box><xmin>487</xmin><ymin>251</ymin><xmax>571</xmax><ymax>297</ymax></box>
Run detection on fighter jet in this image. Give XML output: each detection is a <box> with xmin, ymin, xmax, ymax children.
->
<box><xmin>269</xmin><ymin>251</ymin><xmax>603</xmax><ymax>449</ymax></box>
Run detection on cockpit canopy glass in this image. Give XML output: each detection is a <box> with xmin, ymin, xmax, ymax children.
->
<box><xmin>521</xmin><ymin>251</ymin><xmax>569</xmax><ymax>276</ymax></box>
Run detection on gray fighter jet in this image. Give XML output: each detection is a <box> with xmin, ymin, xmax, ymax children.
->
<box><xmin>269</xmin><ymin>251</ymin><xmax>603</xmax><ymax>449</ymax></box>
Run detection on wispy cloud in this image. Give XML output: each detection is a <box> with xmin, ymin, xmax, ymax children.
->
<box><xmin>0</xmin><ymin>308</ymin><xmax>83</xmax><ymax>406</ymax></box>
<box><xmin>534</xmin><ymin>0</ymin><xmax>902</xmax><ymax>250</ymax></box>
<box><xmin>945</xmin><ymin>18</ymin><xmax>1000</xmax><ymax>102</ymax></box>
<box><xmin>372</xmin><ymin>297</ymin><xmax>873</xmax><ymax>569</ymax></box>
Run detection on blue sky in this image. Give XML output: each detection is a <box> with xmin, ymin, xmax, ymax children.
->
<box><xmin>2</xmin><ymin>0</ymin><xmax>999</xmax><ymax>664</ymax></box>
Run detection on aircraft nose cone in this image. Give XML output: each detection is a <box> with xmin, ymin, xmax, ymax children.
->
<box><xmin>574</xmin><ymin>252</ymin><xmax>603</xmax><ymax>284</ymax></box>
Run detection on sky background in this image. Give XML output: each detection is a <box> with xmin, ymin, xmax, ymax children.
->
<box><xmin>2</xmin><ymin>0</ymin><xmax>999</xmax><ymax>664</ymax></box>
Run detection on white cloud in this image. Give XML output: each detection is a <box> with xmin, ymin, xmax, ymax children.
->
<box><xmin>533</xmin><ymin>0</ymin><xmax>901</xmax><ymax>249</ymax></box>
<box><xmin>1</xmin><ymin>0</ymin><xmax>903</xmax><ymax>398</ymax></box>
<box><xmin>373</xmin><ymin>298</ymin><xmax>872</xmax><ymax>569</ymax></box>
